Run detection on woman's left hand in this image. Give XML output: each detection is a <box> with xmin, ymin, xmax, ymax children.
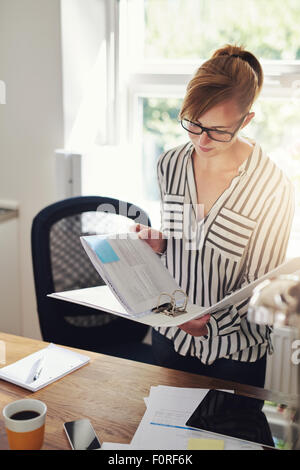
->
<box><xmin>178</xmin><ymin>314</ymin><xmax>211</xmax><ymax>336</ymax></box>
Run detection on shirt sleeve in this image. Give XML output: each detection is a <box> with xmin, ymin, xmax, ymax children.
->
<box><xmin>204</xmin><ymin>179</ymin><xmax>295</xmax><ymax>340</ymax></box>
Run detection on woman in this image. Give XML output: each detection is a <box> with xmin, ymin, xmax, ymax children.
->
<box><xmin>135</xmin><ymin>44</ymin><xmax>295</xmax><ymax>387</ymax></box>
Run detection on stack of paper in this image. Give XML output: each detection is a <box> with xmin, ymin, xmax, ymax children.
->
<box><xmin>102</xmin><ymin>386</ymin><xmax>263</xmax><ymax>450</ymax></box>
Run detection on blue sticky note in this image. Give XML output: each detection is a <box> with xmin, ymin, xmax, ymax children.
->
<box><xmin>87</xmin><ymin>237</ymin><xmax>120</xmax><ymax>264</ymax></box>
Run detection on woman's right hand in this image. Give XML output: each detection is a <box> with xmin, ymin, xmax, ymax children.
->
<box><xmin>131</xmin><ymin>223</ymin><xmax>167</xmax><ymax>255</ymax></box>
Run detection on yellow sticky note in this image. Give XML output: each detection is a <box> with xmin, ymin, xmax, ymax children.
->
<box><xmin>187</xmin><ymin>438</ymin><xmax>225</xmax><ymax>450</ymax></box>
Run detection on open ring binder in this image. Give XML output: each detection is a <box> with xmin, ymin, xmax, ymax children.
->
<box><xmin>51</xmin><ymin>235</ymin><xmax>300</xmax><ymax>328</ymax></box>
<box><xmin>152</xmin><ymin>289</ymin><xmax>188</xmax><ymax>317</ymax></box>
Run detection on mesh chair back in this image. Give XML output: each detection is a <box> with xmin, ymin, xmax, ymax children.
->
<box><xmin>31</xmin><ymin>196</ymin><xmax>151</xmax><ymax>350</ymax></box>
<box><xmin>50</xmin><ymin>211</ymin><xmax>134</xmax><ymax>292</ymax></box>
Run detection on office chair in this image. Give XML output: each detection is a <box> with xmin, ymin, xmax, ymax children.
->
<box><xmin>31</xmin><ymin>196</ymin><xmax>154</xmax><ymax>363</ymax></box>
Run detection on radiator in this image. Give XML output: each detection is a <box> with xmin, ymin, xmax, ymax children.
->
<box><xmin>265</xmin><ymin>326</ymin><xmax>298</xmax><ymax>397</ymax></box>
<box><xmin>55</xmin><ymin>150</ymin><xmax>82</xmax><ymax>200</ymax></box>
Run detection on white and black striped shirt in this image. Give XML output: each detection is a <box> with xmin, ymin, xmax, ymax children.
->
<box><xmin>156</xmin><ymin>140</ymin><xmax>295</xmax><ymax>365</ymax></box>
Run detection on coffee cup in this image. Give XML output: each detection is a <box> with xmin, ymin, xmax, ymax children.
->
<box><xmin>2</xmin><ymin>398</ymin><xmax>47</xmax><ymax>450</ymax></box>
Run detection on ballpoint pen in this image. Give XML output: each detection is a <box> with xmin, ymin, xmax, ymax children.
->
<box><xmin>32</xmin><ymin>356</ymin><xmax>45</xmax><ymax>382</ymax></box>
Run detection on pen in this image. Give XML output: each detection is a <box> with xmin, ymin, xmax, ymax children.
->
<box><xmin>32</xmin><ymin>356</ymin><xmax>45</xmax><ymax>382</ymax></box>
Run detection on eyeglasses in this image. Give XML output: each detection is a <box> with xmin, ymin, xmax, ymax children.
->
<box><xmin>180</xmin><ymin>113</ymin><xmax>248</xmax><ymax>142</ymax></box>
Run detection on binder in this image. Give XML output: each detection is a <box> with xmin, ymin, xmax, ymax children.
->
<box><xmin>48</xmin><ymin>233</ymin><xmax>300</xmax><ymax>328</ymax></box>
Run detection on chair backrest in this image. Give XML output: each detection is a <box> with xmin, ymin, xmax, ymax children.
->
<box><xmin>31</xmin><ymin>196</ymin><xmax>151</xmax><ymax>346</ymax></box>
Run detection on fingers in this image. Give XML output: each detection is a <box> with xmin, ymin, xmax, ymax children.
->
<box><xmin>138</xmin><ymin>228</ymin><xmax>152</xmax><ymax>239</ymax></box>
<box><xmin>179</xmin><ymin>324</ymin><xmax>208</xmax><ymax>336</ymax></box>
<box><xmin>131</xmin><ymin>224</ymin><xmax>165</xmax><ymax>242</ymax></box>
<box><xmin>129</xmin><ymin>224</ymin><xmax>138</xmax><ymax>232</ymax></box>
<box><xmin>180</xmin><ymin>314</ymin><xmax>210</xmax><ymax>326</ymax></box>
<box><xmin>178</xmin><ymin>314</ymin><xmax>211</xmax><ymax>335</ymax></box>
<box><xmin>200</xmin><ymin>314</ymin><xmax>211</xmax><ymax>323</ymax></box>
<box><xmin>131</xmin><ymin>223</ymin><xmax>148</xmax><ymax>233</ymax></box>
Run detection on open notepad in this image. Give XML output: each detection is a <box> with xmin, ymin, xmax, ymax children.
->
<box><xmin>0</xmin><ymin>343</ymin><xmax>90</xmax><ymax>392</ymax></box>
<box><xmin>48</xmin><ymin>233</ymin><xmax>300</xmax><ymax>328</ymax></box>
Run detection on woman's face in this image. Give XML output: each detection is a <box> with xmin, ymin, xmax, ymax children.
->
<box><xmin>187</xmin><ymin>99</ymin><xmax>254</xmax><ymax>159</ymax></box>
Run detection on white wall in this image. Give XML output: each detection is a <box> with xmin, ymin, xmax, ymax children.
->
<box><xmin>0</xmin><ymin>0</ymin><xmax>64</xmax><ymax>338</ymax></box>
<box><xmin>60</xmin><ymin>0</ymin><xmax>107</xmax><ymax>149</ymax></box>
<box><xmin>0</xmin><ymin>217</ymin><xmax>22</xmax><ymax>335</ymax></box>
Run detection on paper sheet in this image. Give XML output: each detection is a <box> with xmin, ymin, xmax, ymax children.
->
<box><xmin>81</xmin><ymin>233</ymin><xmax>180</xmax><ymax>314</ymax></box>
<box><xmin>130</xmin><ymin>386</ymin><xmax>262</xmax><ymax>450</ymax></box>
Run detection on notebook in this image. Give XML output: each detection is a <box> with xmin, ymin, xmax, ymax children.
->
<box><xmin>0</xmin><ymin>343</ymin><xmax>90</xmax><ymax>392</ymax></box>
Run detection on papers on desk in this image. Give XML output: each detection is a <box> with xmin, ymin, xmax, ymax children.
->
<box><xmin>0</xmin><ymin>343</ymin><xmax>90</xmax><ymax>391</ymax></box>
<box><xmin>102</xmin><ymin>386</ymin><xmax>263</xmax><ymax>450</ymax></box>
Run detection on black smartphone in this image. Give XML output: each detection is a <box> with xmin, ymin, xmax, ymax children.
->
<box><xmin>63</xmin><ymin>419</ymin><xmax>102</xmax><ymax>450</ymax></box>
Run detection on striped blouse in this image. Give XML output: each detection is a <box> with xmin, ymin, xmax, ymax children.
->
<box><xmin>155</xmin><ymin>139</ymin><xmax>295</xmax><ymax>365</ymax></box>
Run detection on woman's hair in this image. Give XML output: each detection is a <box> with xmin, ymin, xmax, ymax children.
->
<box><xmin>179</xmin><ymin>44</ymin><xmax>263</xmax><ymax>121</ymax></box>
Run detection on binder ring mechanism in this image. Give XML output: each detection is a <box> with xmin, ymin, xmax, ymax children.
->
<box><xmin>152</xmin><ymin>289</ymin><xmax>188</xmax><ymax>317</ymax></box>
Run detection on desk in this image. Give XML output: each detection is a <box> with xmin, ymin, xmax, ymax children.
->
<box><xmin>0</xmin><ymin>332</ymin><xmax>274</xmax><ymax>450</ymax></box>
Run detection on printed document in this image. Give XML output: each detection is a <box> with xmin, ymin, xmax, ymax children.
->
<box><xmin>130</xmin><ymin>386</ymin><xmax>262</xmax><ymax>450</ymax></box>
<box><xmin>80</xmin><ymin>233</ymin><xmax>180</xmax><ymax>314</ymax></box>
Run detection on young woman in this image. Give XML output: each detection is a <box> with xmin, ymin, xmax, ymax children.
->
<box><xmin>135</xmin><ymin>44</ymin><xmax>295</xmax><ymax>387</ymax></box>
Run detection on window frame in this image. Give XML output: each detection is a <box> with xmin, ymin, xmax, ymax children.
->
<box><xmin>115</xmin><ymin>0</ymin><xmax>300</xmax><ymax>251</ymax></box>
<box><xmin>119</xmin><ymin>0</ymin><xmax>300</xmax><ymax>146</ymax></box>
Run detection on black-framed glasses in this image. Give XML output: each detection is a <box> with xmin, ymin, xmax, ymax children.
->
<box><xmin>181</xmin><ymin>113</ymin><xmax>248</xmax><ymax>142</ymax></box>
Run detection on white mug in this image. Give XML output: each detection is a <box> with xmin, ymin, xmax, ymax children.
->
<box><xmin>2</xmin><ymin>398</ymin><xmax>47</xmax><ymax>450</ymax></box>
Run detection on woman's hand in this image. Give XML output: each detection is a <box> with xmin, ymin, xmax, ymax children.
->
<box><xmin>132</xmin><ymin>224</ymin><xmax>210</xmax><ymax>335</ymax></box>
<box><xmin>131</xmin><ymin>223</ymin><xmax>167</xmax><ymax>255</ymax></box>
<box><xmin>178</xmin><ymin>314</ymin><xmax>211</xmax><ymax>337</ymax></box>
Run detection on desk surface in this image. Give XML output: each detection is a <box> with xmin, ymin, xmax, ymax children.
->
<box><xmin>0</xmin><ymin>332</ymin><xmax>274</xmax><ymax>450</ymax></box>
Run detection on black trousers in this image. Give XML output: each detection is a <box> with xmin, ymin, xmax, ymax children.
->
<box><xmin>152</xmin><ymin>329</ymin><xmax>267</xmax><ymax>388</ymax></box>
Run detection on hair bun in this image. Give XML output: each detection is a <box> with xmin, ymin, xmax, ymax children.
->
<box><xmin>211</xmin><ymin>44</ymin><xmax>263</xmax><ymax>91</ymax></box>
<box><xmin>212</xmin><ymin>44</ymin><xmax>244</xmax><ymax>58</ymax></box>
<box><xmin>179</xmin><ymin>43</ymin><xmax>264</xmax><ymax>122</ymax></box>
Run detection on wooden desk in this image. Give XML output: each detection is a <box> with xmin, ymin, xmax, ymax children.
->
<box><xmin>0</xmin><ymin>332</ymin><xmax>274</xmax><ymax>450</ymax></box>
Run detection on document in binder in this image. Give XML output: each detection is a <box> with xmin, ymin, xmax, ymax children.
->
<box><xmin>48</xmin><ymin>233</ymin><xmax>300</xmax><ymax>328</ymax></box>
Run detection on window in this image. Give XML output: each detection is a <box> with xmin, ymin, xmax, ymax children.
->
<box><xmin>142</xmin><ymin>0</ymin><xmax>300</xmax><ymax>62</ymax></box>
<box><xmin>119</xmin><ymin>0</ymin><xmax>300</xmax><ymax>253</ymax></box>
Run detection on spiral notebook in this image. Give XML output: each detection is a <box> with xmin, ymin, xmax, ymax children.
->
<box><xmin>0</xmin><ymin>343</ymin><xmax>90</xmax><ymax>392</ymax></box>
